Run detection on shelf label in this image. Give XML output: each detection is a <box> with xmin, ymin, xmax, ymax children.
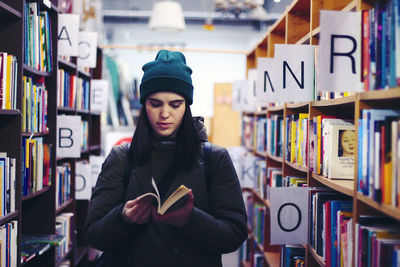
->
<box><xmin>256</xmin><ymin>57</ymin><xmax>275</xmax><ymax>105</ymax></box>
<box><xmin>78</xmin><ymin>31</ymin><xmax>98</xmax><ymax>68</ymax></box>
<box><xmin>58</xmin><ymin>14</ymin><xmax>80</xmax><ymax>56</ymax></box>
<box><xmin>91</xmin><ymin>79</ymin><xmax>109</xmax><ymax>112</ymax></box>
<box><xmin>317</xmin><ymin>10</ymin><xmax>362</xmax><ymax>92</ymax></box>
<box><xmin>57</xmin><ymin>115</ymin><xmax>82</xmax><ymax>158</ymax></box>
<box><xmin>269</xmin><ymin>187</ymin><xmax>308</xmax><ymax>245</ymax></box>
<box><xmin>274</xmin><ymin>44</ymin><xmax>317</xmax><ymax>103</ymax></box>
<box><xmin>244</xmin><ymin>68</ymin><xmax>258</xmax><ymax>111</ymax></box>
<box><xmin>76</xmin><ymin>161</ymin><xmax>92</xmax><ymax>200</ymax></box>
<box><xmin>89</xmin><ymin>155</ymin><xmax>105</xmax><ymax>187</ymax></box>
<box><xmin>232</xmin><ymin>80</ymin><xmax>247</xmax><ymax>111</ymax></box>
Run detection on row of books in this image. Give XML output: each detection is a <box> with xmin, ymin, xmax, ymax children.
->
<box><xmin>24</xmin><ymin>2</ymin><xmax>52</xmax><ymax>72</ymax></box>
<box><xmin>285</xmin><ymin>113</ymin><xmax>308</xmax><ymax>168</ymax></box>
<box><xmin>75</xmin><ymin>77</ymin><xmax>90</xmax><ymax>111</ymax></box>
<box><xmin>361</xmin><ymin>0</ymin><xmax>400</xmax><ymax>91</ymax></box>
<box><xmin>281</xmin><ymin>245</ymin><xmax>305</xmax><ymax>267</ymax></box>
<box><xmin>309</xmin><ymin>116</ymin><xmax>355</xmax><ymax>179</ymax></box>
<box><xmin>57</xmin><ymin>69</ymin><xmax>77</xmax><ymax>109</ymax></box>
<box><xmin>22</xmin><ymin>137</ymin><xmax>51</xmax><ymax>197</ymax></box>
<box><xmin>0</xmin><ymin>153</ymin><xmax>15</xmax><ymax>217</ymax></box>
<box><xmin>266</xmin><ymin>114</ymin><xmax>284</xmax><ymax>158</ymax></box>
<box><xmin>0</xmin><ymin>53</ymin><xmax>18</xmax><ymax>110</ymax></box>
<box><xmin>309</xmin><ymin>190</ymin><xmax>352</xmax><ymax>267</ymax></box>
<box><xmin>21</xmin><ymin>234</ymin><xmax>64</xmax><ymax>264</ymax></box>
<box><xmin>357</xmin><ymin>109</ymin><xmax>400</xmax><ymax>206</ymax></box>
<box><xmin>55</xmin><ymin>212</ymin><xmax>73</xmax><ymax>262</ymax></box>
<box><xmin>22</xmin><ymin>76</ymin><xmax>48</xmax><ymax>133</ymax></box>
<box><xmin>243</xmin><ymin>115</ymin><xmax>255</xmax><ymax>150</ymax></box>
<box><xmin>255</xmin><ymin>117</ymin><xmax>267</xmax><ymax>154</ymax></box>
<box><xmin>0</xmin><ymin>220</ymin><xmax>17</xmax><ymax>267</ymax></box>
<box><xmin>55</xmin><ymin>163</ymin><xmax>71</xmax><ymax>209</ymax></box>
<box><xmin>81</xmin><ymin>120</ymin><xmax>89</xmax><ymax>151</ymax></box>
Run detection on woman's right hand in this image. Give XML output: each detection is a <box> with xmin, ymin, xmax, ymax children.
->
<box><xmin>121</xmin><ymin>196</ymin><xmax>153</xmax><ymax>224</ymax></box>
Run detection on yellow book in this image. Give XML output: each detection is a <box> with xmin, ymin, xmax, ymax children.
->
<box><xmin>383</xmin><ymin>161</ymin><xmax>392</xmax><ymax>205</ymax></box>
<box><xmin>290</xmin><ymin>120</ymin><xmax>296</xmax><ymax>163</ymax></box>
<box><xmin>317</xmin><ymin>115</ymin><xmax>322</xmax><ymax>174</ymax></box>
<box><xmin>5</xmin><ymin>55</ymin><xmax>12</xmax><ymax>109</ymax></box>
<box><xmin>0</xmin><ymin>165</ymin><xmax>3</xmax><ymax>216</ymax></box>
<box><xmin>298</xmin><ymin>113</ymin><xmax>308</xmax><ymax>166</ymax></box>
<box><xmin>136</xmin><ymin>177</ymin><xmax>191</xmax><ymax>215</ymax></box>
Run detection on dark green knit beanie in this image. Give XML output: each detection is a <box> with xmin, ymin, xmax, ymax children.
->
<box><xmin>140</xmin><ymin>50</ymin><xmax>193</xmax><ymax>105</ymax></box>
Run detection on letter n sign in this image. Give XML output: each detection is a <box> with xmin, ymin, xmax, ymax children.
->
<box><xmin>57</xmin><ymin>115</ymin><xmax>82</xmax><ymax>158</ymax></box>
<box><xmin>269</xmin><ymin>187</ymin><xmax>308</xmax><ymax>244</ymax></box>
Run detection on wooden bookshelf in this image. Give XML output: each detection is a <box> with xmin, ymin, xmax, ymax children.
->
<box><xmin>1</xmin><ymin>0</ymin><xmax>102</xmax><ymax>265</ymax></box>
<box><xmin>242</xmin><ymin>0</ymin><xmax>400</xmax><ymax>266</ymax></box>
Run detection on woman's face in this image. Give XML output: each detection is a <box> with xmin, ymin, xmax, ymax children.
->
<box><xmin>145</xmin><ymin>92</ymin><xmax>186</xmax><ymax>137</ymax></box>
<box><xmin>341</xmin><ymin>130</ymin><xmax>355</xmax><ymax>156</ymax></box>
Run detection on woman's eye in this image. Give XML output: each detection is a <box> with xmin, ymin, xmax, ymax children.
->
<box><xmin>150</xmin><ymin>102</ymin><xmax>161</xmax><ymax>107</ymax></box>
<box><xmin>171</xmin><ymin>103</ymin><xmax>182</xmax><ymax>108</ymax></box>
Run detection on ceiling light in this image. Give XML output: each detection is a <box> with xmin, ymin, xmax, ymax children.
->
<box><xmin>149</xmin><ymin>1</ymin><xmax>185</xmax><ymax>32</ymax></box>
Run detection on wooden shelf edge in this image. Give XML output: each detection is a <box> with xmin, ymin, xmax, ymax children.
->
<box><xmin>267</xmin><ymin>153</ymin><xmax>283</xmax><ymax>163</ymax></box>
<box><xmin>268</xmin><ymin>104</ymin><xmax>285</xmax><ymax>112</ymax></box>
<box><xmin>264</xmin><ymin>251</ymin><xmax>281</xmax><ymax>267</ymax></box>
<box><xmin>0</xmin><ymin>211</ymin><xmax>18</xmax><ymax>225</ymax></box>
<box><xmin>255</xmin><ymin>151</ymin><xmax>267</xmax><ymax>158</ymax></box>
<box><xmin>342</xmin><ymin>0</ymin><xmax>358</xmax><ymax>11</ymax></box>
<box><xmin>22</xmin><ymin>131</ymin><xmax>50</xmax><ymax>137</ymax></box>
<box><xmin>357</xmin><ymin>192</ymin><xmax>400</xmax><ymax>221</ymax></box>
<box><xmin>56</xmin><ymin>198</ymin><xmax>74</xmax><ymax>215</ymax></box>
<box><xmin>78</xmin><ymin>69</ymin><xmax>91</xmax><ymax>79</ymax></box>
<box><xmin>307</xmin><ymin>245</ymin><xmax>326</xmax><ymax>266</ymax></box>
<box><xmin>311</xmin><ymin>95</ymin><xmax>356</xmax><ymax>107</ymax></box>
<box><xmin>22</xmin><ymin>186</ymin><xmax>51</xmax><ymax>201</ymax></box>
<box><xmin>23</xmin><ymin>64</ymin><xmax>52</xmax><ymax>77</ymax></box>
<box><xmin>240</xmin><ymin>260</ymin><xmax>250</xmax><ymax>267</ymax></box>
<box><xmin>58</xmin><ymin>58</ymin><xmax>77</xmax><ymax>70</ymax></box>
<box><xmin>0</xmin><ymin>109</ymin><xmax>21</xmax><ymax>116</ymax></box>
<box><xmin>311</xmin><ymin>173</ymin><xmax>354</xmax><ymax>197</ymax></box>
<box><xmin>0</xmin><ymin>2</ymin><xmax>22</xmax><ymax>19</ymax></box>
<box><xmin>286</xmin><ymin>101</ymin><xmax>309</xmax><ymax>110</ymax></box>
<box><xmin>285</xmin><ymin>160</ymin><xmax>308</xmax><ymax>173</ymax></box>
<box><xmin>359</xmin><ymin>87</ymin><xmax>400</xmax><ymax>101</ymax></box>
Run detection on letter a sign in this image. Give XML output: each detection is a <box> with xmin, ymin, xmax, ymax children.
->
<box><xmin>58</xmin><ymin>14</ymin><xmax>79</xmax><ymax>56</ymax></box>
<box><xmin>269</xmin><ymin>187</ymin><xmax>308</xmax><ymax>244</ymax></box>
<box><xmin>57</xmin><ymin>115</ymin><xmax>82</xmax><ymax>158</ymax></box>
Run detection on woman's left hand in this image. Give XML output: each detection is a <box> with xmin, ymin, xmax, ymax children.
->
<box><xmin>152</xmin><ymin>190</ymin><xmax>194</xmax><ymax>228</ymax></box>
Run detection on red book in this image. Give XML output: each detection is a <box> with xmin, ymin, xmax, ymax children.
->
<box><xmin>324</xmin><ymin>201</ymin><xmax>332</xmax><ymax>266</ymax></box>
<box><xmin>362</xmin><ymin>10</ymin><xmax>370</xmax><ymax>91</ymax></box>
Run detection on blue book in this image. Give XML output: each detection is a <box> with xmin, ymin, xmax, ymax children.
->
<box><xmin>357</xmin><ymin>119</ymin><xmax>363</xmax><ymax>193</ymax></box>
<box><xmin>330</xmin><ymin>200</ymin><xmax>352</xmax><ymax>267</ymax></box>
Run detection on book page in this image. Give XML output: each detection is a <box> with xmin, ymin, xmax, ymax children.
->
<box><xmin>159</xmin><ymin>185</ymin><xmax>190</xmax><ymax>215</ymax></box>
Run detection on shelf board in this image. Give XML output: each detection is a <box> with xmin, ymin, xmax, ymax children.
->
<box><xmin>57</xmin><ymin>106</ymin><xmax>76</xmax><ymax>113</ymax></box>
<box><xmin>78</xmin><ymin>69</ymin><xmax>91</xmax><ymax>79</ymax></box>
<box><xmin>77</xmin><ymin>109</ymin><xmax>90</xmax><ymax>115</ymax></box>
<box><xmin>74</xmin><ymin>246</ymin><xmax>88</xmax><ymax>266</ymax></box>
<box><xmin>311</xmin><ymin>173</ymin><xmax>354</xmax><ymax>197</ymax></box>
<box><xmin>267</xmin><ymin>153</ymin><xmax>283</xmax><ymax>163</ymax></box>
<box><xmin>255</xmin><ymin>110</ymin><xmax>268</xmax><ymax>116</ymax></box>
<box><xmin>342</xmin><ymin>0</ymin><xmax>358</xmax><ymax>11</ymax></box>
<box><xmin>0</xmin><ymin>109</ymin><xmax>21</xmax><ymax>116</ymax></box>
<box><xmin>286</xmin><ymin>101</ymin><xmax>309</xmax><ymax>110</ymax></box>
<box><xmin>268</xmin><ymin>104</ymin><xmax>285</xmax><ymax>113</ymax></box>
<box><xmin>251</xmin><ymin>189</ymin><xmax>268</xmax><ymax>207</ymax></box>
<box><xmin>311</xmin><ymin>26</ymin><xmax>320</xmax><ymax>38</ymax></box>
<box><xmin>90</xmin><ymin>111</ymin><xmax>101</xmax><ymax>116</ymax></box>
<box><xmin>359</xmin><ymin>87</ymin><xmax>400</xmax><ymax>101</ymax></box>
<box><xmin>81</xmin><ymin>148</ymin><xmax>90</xmax><ymax>154</ymax></box>
<box><xmin>0</xmin><ymin>1</ymin><xmax>21</xmax><ymax>20</ymax></box>
<box><xmin>56</xmin><ymin>198</ymin><xmax>74</xmax><ymax>215</ymax></box>
<box><xmin>23</xmin><ymin>64</ymin><xmax>52</xmax><ymax>77</ymax></box>
<box><xmin>357</xmin><ymin>192</ymin><xmax>400</xmax><ymax>221</ymax></box>
<box><xmin>58</xmin><ymin>58</ymin><xmax>76</xmax><ymax>70</ymax></box>
<box><xmin>264</xmin><ymin>251</ymin><xmax>280</xmax><ymax>267</ymax></box>
<box><xmin>308</xmin><ymin>245</ymin><xmax>325</xmax><ymax>266</ymax></box>
<box><xmin>240</xmin><ymin>260</ymin><xmax>250</xmax><ymax>267</ymax></box>
<box><xmin>296</xmin><ymin>33</ymin><xmax>310</xmax><ymax>45</ymax></box>
<box><xmin>22</xmin><ymin>131</ymin><xmax>50</xmax><ymax>137</ymax></box>
<box><xmin>0</xmin><ymin>211</ymin><xmax>18</xmax><ymax>225</ymax></box>
<box><xmin>311</xmin><ymin>95</ymin><xmax>356</xmax><ymax>107</ymax></box>
<box><xmin>90</xmin><ymin>144</ymin><xmax>101</xmax><ymax>152</ymax></box>
<box><xmin>285</xmin><ymin>160</ymin><xmax>308</xmax><ymax>173</ymax></box>
<box><xmin>22</xmin><ymin>186</ymin><xmax>51</xmax><ymax>201</ymax></box>
<box><xmin>255</xmin><ymin>151</ymin><xmax>267</xmax><ymax>157</ymax></box>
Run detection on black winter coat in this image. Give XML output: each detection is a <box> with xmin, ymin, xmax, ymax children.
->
<box><xmin>85</xmin><ymin>120</ymin><xmax>247</xmax><ymax>267</ymax></box>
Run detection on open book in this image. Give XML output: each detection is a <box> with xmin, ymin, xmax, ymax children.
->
<box><xmin>136</xmin><ymin>178</ymin><xmax>191</xmax><ymax>215</ymax></box>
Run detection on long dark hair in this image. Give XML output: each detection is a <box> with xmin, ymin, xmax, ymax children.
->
<box><xmin>128</xmin><ymin>103</ymin><xmax>201</xmax><ymax>170</ymax></box>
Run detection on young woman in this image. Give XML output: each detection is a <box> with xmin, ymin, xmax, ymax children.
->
<box><xmin>85</xmin><ymin>50</ymin><xmax>248</xmax><ymax>266</ymax></box>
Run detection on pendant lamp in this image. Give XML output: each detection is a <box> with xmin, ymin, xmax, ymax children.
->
<box><xmin>149</xmin><ymin>1</ymin><xmax>186</xmax><ymax>32</ymax></box>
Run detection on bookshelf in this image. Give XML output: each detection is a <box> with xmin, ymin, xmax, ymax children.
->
<box><xmin>0</xmin><ymin>0</ymin><xmax>102</xmax><ymax>266</ymax></box>
<box><xmin>242</xmin><ymin>0</ymin><xmax>400</xmax><ymax>266</ymax></box>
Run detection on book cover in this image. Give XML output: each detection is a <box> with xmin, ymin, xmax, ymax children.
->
<box><xmin>327</xmin><ymin>124</ymin><xmax>355</xmax><ymax>179</ymax></box>
<box><xmin>330</xmin><ymin>201</ymin><xmax>352</xmax><ymax>267</ymax></box>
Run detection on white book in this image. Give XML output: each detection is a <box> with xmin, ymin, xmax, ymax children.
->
<box><xmin>327</xmin><ymin>124</ymin><xmax>355</xmax><ymax>179</ymax></box>
<box><xmin>10</xmin><ymin>158</ymin><xmax>15</xmax><ymax>212</ymax></box>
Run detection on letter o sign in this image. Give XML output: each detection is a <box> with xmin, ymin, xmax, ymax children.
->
<box><xmin>277</xmin><ymin>202</ymin><xmax>302</xmax><ymax>232</ymax></box>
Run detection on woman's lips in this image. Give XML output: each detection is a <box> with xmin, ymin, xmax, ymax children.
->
<box><xmin>158</xmin><ymin>122</ymin><xmax>171</xmax><ymax>129</ymax></box>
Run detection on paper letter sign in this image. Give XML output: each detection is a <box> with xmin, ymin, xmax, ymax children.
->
<box><xmin>76</xmin><ymin>161</ymin><xmax>91</xmax><ymax>199</ymax></box>
<box><xmin>274</xmin><ymin>44</ymin><xmax>316</xmax><ymax>102</ymax></box>
<box><xmin>270</xmin><ymin>187</ymin><xmax>308</xmax><ymax>244</ymax></box>
<box><xmin>256</xmin><ymin>57</ymin><xmax>275</xmax><ymax>104</ymax></box>
<box><xmin>246</xmin><ymin>68</ymin><xmax>258</xmax><ymax>109</ymax></box>
<box><xmin>91</xmin><ymin>79</ymin><xmax>109</xmax><ymax>112</ymax></box>
<box><xmin>58</xmin><ymin>14</ymin><xmax>79</xmax><ymax>56</ymax></box>
<box><xmin>57</xmin><ymin>115</ymin><xmax>82</xmax><ymax>158</ymax></box>
<box><xmin>89</xmin><ymin>155</ymin><xmax>105</xmax><ymax>187</ymax></box>
<box><xmin>78</xmin><ymin>31</ymin><xmax>98</xmax><ymax>68</ymax></box>
<box><xmin>232</xmin><ymin>80</ymin><xmax>247</xmax><ymax>112</ymax></box>
<box><xmin>317</xmin><ymin>10</ymin><xmax>362</xmax><ymax>92</ymax></box>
